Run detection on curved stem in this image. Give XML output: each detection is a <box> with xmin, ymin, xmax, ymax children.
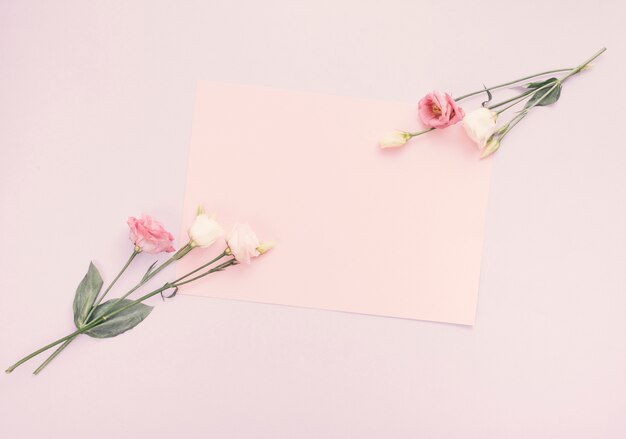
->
<box><xmin>454</xmin><ymin>68</ymin><xmax>573</xmax><ymax>102</ymax></box>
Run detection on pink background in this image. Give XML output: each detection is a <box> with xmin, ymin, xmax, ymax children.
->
<box><xmin>178</xmin><ymin>82</ymin><xmax>492</xmax><ymax>325</ymax></box>
<box><xmin>1</xmin><ymin>1</ymin><xmax>625</xmax><ymax>437</ymax></box>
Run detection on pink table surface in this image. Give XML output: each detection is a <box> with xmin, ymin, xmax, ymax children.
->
<box><xmin>1</xmin><ymin>1</ymin><xmax>625</xmax><ymax>438</ymax></box>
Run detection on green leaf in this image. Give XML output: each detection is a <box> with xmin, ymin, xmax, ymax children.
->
<box><xmin>85</xmin><ymin>299</ymin><xmax>153</xmax><ymax>338</ymax></box>
<box><xmin>525</xmin><ymin>77</ymin><xmax>558</xmax><ymax>89</ymax></box>
<box><xmin>73</xmin><ymin>262</ymin><xmax>104</xmax><ymax>328</ymax></box>
<box><xmin>524</xmin><ymin>78</ymin><xmax>562</xmax><ymax>109</ymax></box>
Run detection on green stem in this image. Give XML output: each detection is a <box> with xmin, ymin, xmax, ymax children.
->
<box><xmin>113</xmin><ymin>243</ymin><xmax>193</xmax><ymax>304</ymax></box>
<box><xmin>6</xmin><ymin>283</ymin><xmax>173</xmax><ymax>374</ymax></box>
<box><xmin>6</xmin><ymin>246</ymin><xmax>229</xmax><ymax>374</ymax></box>
<box><xmin>171</xmin><ymin>250</ymin><xmax>228</xmax><ymax>285</ymax></box>
<box><xmin>31</xmin><ymin>248</ymin><xmax>140</xmax><ymax>374</ymax></box>
<box><xmin>488</xmin><ymin>88</ymin><xmax>537</xmax><ymax>110</ymax></box>
<box><xmin>408</xmin><ymin>128</ymin><xmax>435</xmax><ymax>138</ymax></box>
<box><xmin>172</xmin><ymin>259</ymin><xmax>238</xmax><ymax>288</ymax></box>
<box><xmin>560</xmin><ymin>47</ymin><xmax>606</xmax><ymax>83</ymax></box>
<box><xmin>497</xmin><ymin>47</ymin><xmax>606</xmax><ymax>142</ymax></box>
<box><xmin>88</xmin><ymin>249</ymin><xmax>140</xmax><ymax>320</ymax></box>
<box><xmin>453</xmin><ymin>68</ymin><xmax>573</xmax><ymax>102</ymax></box>
<box><xmin>490</xmin><ymin>79</ymin><xmax>560</xmax><ymax>113</ymax></box>
<box><xmin>29</xmin><ymin>243</ymin><xmax>193</xmax><ymax>375</ymax></box>
<box><xmin>32</xmin><ymin>339</ymin><xmax>73</xmax><ymax>375</ymax></box>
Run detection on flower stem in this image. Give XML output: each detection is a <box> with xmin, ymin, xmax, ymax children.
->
<box><xmin>560</xmin><ymin>47</ymin><xmax>606</xmax><ymax>83</ymax></box>
<box><xmin>496</xmin><ymin>47</ymin><xmax>607</xmax><ymax>142</ymax></box>
<box><xmin>113</xmin><ymin>243</ymin><xmax>193</xmax><ymax>304</ymax></box>
<box><xmin>171</xmin><ymin>250</ymin><xmax>228</xmax><ymax>285</ymax></box>
<box><xmin>408</xmin><ymin>128</ymin><xmax>435</xmax><ymax>137</ymax></box>
<box><xmin>6</xmin><ymin>247</ymin><xmax>232</xmax><ymax>374</ymax></box>
<box><xmin>172</xmin><ymin>258</ymin><xmax>238</xmax><ymax>288</ymax></box>
<box><xmin>489</xmin><ymin>79</ymin><xmax>560</xmax><ymax>113</ymax></box>
<box><xmin>454</xmin><ymin>68</ymin><xmax>573</xmax><ymax>102</ymax></box>
<box><xmin>29</xmin><ymin>244</ymin><xmax>193</xmax><ymax>375</ymax></box>
<box><xmin>89</xmin><ymin>249</ymin><xmax>140</xmax><ymax>319</ymax></box>
<box><xmin>31</xmin><ymin>248</ymin><xmax>140</xmax><ymax>375</ymax></box>
<box><xmin>32</xmin><ymin>339</ymin><xmax>73</xmax><ymax>375</ymax></box>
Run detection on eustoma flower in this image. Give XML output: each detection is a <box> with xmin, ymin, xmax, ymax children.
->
<box><xmin>379</xmin><ymin>48</ymin><xmax>606</xmax><ymax>157</ymax></box>
<box><xmin>6</xmin><ymin>206</ymin><xmax>274</xmax><ymax>375</ymax></box>
<box><xmin>418</xmin><ymin>91</ymin><xmax>465</xmax><ymax>129</ymax></box>
<box><xmin>226</xmin><ymin>223</ymin><xmax>274</xmax><ymax>264</ymax></box>
<box><xmin>188</xmin><ymin>207</ymin><xmax>224</xmax><ymax>248</ymax></box>
<box><xmin>127</xmin><ymin>215</ymin><xmax>175</xmax><ymax>253</ymax></box>
<box><xmin>462</xmin><ymin>108</ymin><xmax>498</xmax><ymax>150</ymax></box>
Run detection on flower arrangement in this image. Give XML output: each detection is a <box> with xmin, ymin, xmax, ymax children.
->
<box><xmin>5</xmin><ymin>207</ymin><xmax>274</xmax><ymax>375</ymax></box>
<box><xmin>380</xmin><ymin>48</ymin><xmax>606</xmax><ymax>157</ymax></box>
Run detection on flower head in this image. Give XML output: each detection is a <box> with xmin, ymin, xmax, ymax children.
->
<box><xmin>462</xmin><ymin>108</ymin><xmax>498</xmax><ymax>150</ymax></box>
<box><xmin>127</xmin><ymin>215</ymin><xmax>175</xmax><ymax>254</ymax></box>
<box><xmin>418</xmin><ymin>91</ymin><xmax>464</xmax><ymax>129</ymax></box>
<box><xmin>188</xmin><ymin>207</ymin><xmax>224</xmax><ymax>248</ymax></box>
<box><xmin>226</xmin><ymin>223</ymin><xmax>262</xmax><ymax>264</ymax></box>
<box><xmin>379</xmin><ymin>131</ymin><xmax>410</xmax><ymax>149</ymax></box>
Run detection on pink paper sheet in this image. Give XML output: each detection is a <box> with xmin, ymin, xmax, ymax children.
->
<box><xmin>177</xmin><ymin>82</ymin><xmax>492</xmax><ymax>325</ymax></box>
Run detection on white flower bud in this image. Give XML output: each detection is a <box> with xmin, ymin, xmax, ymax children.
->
<box><xmin>379</xmin><ymin>131</ymin><xmax>410</xmax><ymax>148</ymax></box>
<box><xmin>462</xmin><ymin>108</ymin><xmax>498</xmax><ymax>149</ymax></box>
<box><xmin>188</xmin><ymin>208</ymin><xmax>224</xmax><ymax>248</ymax></box>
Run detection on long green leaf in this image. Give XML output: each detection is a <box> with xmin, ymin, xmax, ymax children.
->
<box><xmin>73</xmin><ymin>262</ymin><xmax>103</xmax><ymax>328</ymax></box>
<box><xmin>85</xmin><ymin>299</ymin><xmax>153</xmax><ymax>338</ymax></box>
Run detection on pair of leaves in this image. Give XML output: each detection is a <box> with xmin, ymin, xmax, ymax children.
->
<box><xmin>524</xmin><ymin>77</ymin><xmax>562</xmax><ymax>109</ymax></box>
<box><xmin>72</xmin><ymin>262</ymin><xmax>153</xmax><ymax>338</ymax></box>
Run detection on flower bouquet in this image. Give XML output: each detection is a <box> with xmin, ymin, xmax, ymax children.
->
<box><xmin>5</xmin><ymin>207</ymin><xmax>273</xmax><ymax>375</ymax></box>
<box><xmin>380</xmin><ymin>48</ymin><xmax>606</xmax><ymax>157</ymax></box>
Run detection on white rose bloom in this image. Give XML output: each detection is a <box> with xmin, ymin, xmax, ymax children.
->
<box><xmin>188</xmin><ymin>211</ymin><xmax>224</xmax><ymax>248</ymax></box>
<box><xmin>226</xmin><ymin>223</ymin><xmax>261</xmax><ymax>264</ymax></box>
<box><xmin>462</xmin><ymin>108</ymin><xmax>498</xmax><ymax>149</ymax></box>
<box><xmin>379</xmin><ymin>131</ymin><xmax>410</xmax><ymax>149</ymax></box>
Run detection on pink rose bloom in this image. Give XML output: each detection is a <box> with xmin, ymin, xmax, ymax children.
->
<box><xmin>127</xmin><ymin>215</ymin><xmax>175</xmax><ymax>254</ymax></box>
<box><xmin>226</xmin><ymin>223</ymin><xmax>260</xmax><ymax>264</ymax></box>
<box><xmin>418</xmin><ymin>91</ymin><xmax>465</xmax><ymax>129</ymax></box>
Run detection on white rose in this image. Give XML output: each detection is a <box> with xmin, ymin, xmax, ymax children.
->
<box><xmin>226</xmin><ymin>223</ymin><xmax>261</xmax><ymax>264</ymax></box>
<box><xmin>379</xmin><ymin>131</ymin><xmax>410</xmax><ymax>148</ymax></box>
<box><xmin>188</xmin><ymin>209</ymin><xmax>224</xmax><ymax>248</ymax></box>
<box><xmin>462</xmin><ymin>108</ymin><xmax>498</xmax><ymax>149</ymax></box>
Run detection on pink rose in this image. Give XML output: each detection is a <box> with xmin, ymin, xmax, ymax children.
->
<box><xmin>418</xmin><ymin>91</ymin><xmax>465</xmax><ymax>129</ymax></box>
<box><xmin>226</xmin><ymin>223</ymin><xmax>261</xmax><ymax>264</ymax></box>
<box><xmin>127</xmin><ymin>215</ymin><xmax>175</xmax><ymax>254</ymax></box>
